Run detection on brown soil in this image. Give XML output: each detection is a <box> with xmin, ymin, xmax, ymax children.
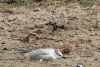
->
<box><xmin>0</xmin><ymin>4</ymin><xmax>100</xmax><ymax>67</ymax></box>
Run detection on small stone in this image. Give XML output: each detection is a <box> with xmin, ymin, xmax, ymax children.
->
<box><xmin>94</xmin><ymin>58</ymin><xmax>98</xmax><ymax>61</ymax></box>
<box><xmin>98</xmin><ymin>48</ymin><xmax>100</xmax><ymax>50</ymax></box>
<box><xmin>33</xmin><ymin>8</ymin><xmax>40</xmax><ymax>12</ymax></box>
<box><xmin>3</xmin><ymin>48</ymin><xmax>7</xmax><ymax>50</ymax></box>
<box><xmin>1</xmin><ymin>42</ymin><xmax>5</xmax><ymax>44</ymax></box>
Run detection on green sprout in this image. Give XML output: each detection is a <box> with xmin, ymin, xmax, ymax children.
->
<box><xmin>91</xmin><ymin>19</ymin><xmax>99</xmax><ymax>29</ymax></box>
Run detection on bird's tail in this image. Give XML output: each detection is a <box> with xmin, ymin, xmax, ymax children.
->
<box><xmin>15</xmin><ymin>50</ymin><xmax>26</xmax><ymax>55</ymax></box>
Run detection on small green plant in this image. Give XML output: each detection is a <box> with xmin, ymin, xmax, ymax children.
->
<box><xmin>91</xmin><ymin>19</ymin><xmax>99</xmax><ymax>29</ymax></box>
<box><xmin>0</xmin><ymin>4</ymin><xmax>1</xmax><ymax>8</ymax></box>
<box><xmin>25</xmin><ymin>1</ymin><xmax>34</xmax><ymax>8</ymax></box>
<box><xmin>65</xmin><ymin>0</ymin><xmax>71</xmax><ymax>5</ymax></box>
<box><xmin>83</xmin><ymin>2</ymin><xmax>94</xmax><ymax>7</ymax></box>
<box><xmin>12</xmin><ymin>0</ymin><xmax>23</xmax><ymax>7</ymax></box>
<box><xmin>81</xmin><ymin>1</ymin><xmax>94</xmax><ymax>8</ymax></box>
<box><xmin>42</xmin><ymin>0</ymin><xmax>46</xmax><ymax>2</ymax></box>
<box><xmin>50</xmin><ymin>3</ymin><xmax>54</xmax><ymax>5</ymax></box>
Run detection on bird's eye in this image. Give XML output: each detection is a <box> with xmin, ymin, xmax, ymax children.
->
<box><xmin>59</xmin><ymin>55</ymin><xmax>61</xmax><ymax>56</ymax></box>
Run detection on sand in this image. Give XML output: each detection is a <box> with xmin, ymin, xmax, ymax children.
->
<box><xmin>0</xmin><ymin>4</ymin><xmax>100</xmax><ymax>67</ymax></box>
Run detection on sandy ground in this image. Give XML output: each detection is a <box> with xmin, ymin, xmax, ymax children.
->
<box><xmin>0</xmin><ymin>4</ymin><xmax>100</xmax><ymax>67</ymax></box>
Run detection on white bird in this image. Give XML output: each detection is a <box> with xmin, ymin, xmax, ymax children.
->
<box><xmin>16</xmin><ymin>48</ymin><xmax>66</xmax><ymax>61</ymax></box>
<box><xmin>75</xmin><ymin>64</ymin><xmax>82</xmax><ymax>67</ymax></box>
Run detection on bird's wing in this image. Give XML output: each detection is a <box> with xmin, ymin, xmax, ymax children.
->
<box><xmin>25</xmin><ymin>50</ymin><xmax>50</xmax><ymax>60</ymax></box>
<box><xmin>16</xmin><ymin>48</ymin><xmax>54</xmax><ymax>56</ymax></box>
<box><xmin>16</xmin><ymin>49</ymin><xmax>44</xmax><ymax>54</ymax></box>
<box><xmin>25</xmin><ymin>50</ymin><xmax>49</xmax><ymax>57</ymax></box>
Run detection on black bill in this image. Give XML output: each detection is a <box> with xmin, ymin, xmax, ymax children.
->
<box><xmin>62</xmin><ymin>56</ymin><xmax>66</xmax><ymax>59</ymax></box>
